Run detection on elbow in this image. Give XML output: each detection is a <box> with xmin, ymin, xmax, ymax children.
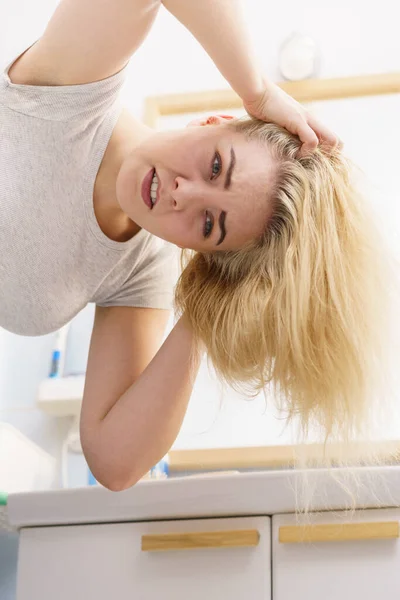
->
<box><xmin>87</xmin><ymin>465</ymin><xmax>143</xmax><ymax>492</ymax></box>
<box><xmin>81</xmin><ymin>432</ymin><xmax>142</xmax><ymax>492</ymax></box>
<box><xmin>86</xmin><ymin>458</ymin><xmax>144</xmax><ymax>492</ymax></box>
<box><xmin>99</xmin><ymin>473</ymin><xmax>142</xmax><ymax>493</ymax></box>
<box><xmin>98</xmin><ymin>479</ymin><xmax>127</xmax><ymax>493</ymax></box>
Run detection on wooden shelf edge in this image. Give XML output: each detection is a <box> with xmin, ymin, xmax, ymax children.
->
<box><xmin>169</xmin><ymin>441</ymin><xmax>400</xmax><ymax>472</ymax></box>
<box><xmin>144</xmin><ymin>71</ymin><xmax>400</xmax><ymax>126</ymax></box>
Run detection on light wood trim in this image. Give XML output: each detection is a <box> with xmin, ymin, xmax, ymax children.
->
<box><xmin>144</xmin><ymin>72</ymin><xmax>400</xmax><ymax>126</ymax></box>
<box><xmin>168</xmin><ymin>440</ymin><xmax>400</xmax><ymax>473</ymax></box>
<box><xmin>143</xmin><ymin>97</ymin><xmax>160</xmax><ymax>129</ymax></box>
<box><xmin>141</xmin><ymin>529</ymin><xmax>260</xmax><ymax>552</ymax></box>
<box><xmin>279</xmin><ymin>521</ymin><xmax>400</xmax><ymax>544</ymax></box>
<box><xmin>280</xmin><ymin>72</ymin><xmax>400</xmax><ymax>102</ymax></box>
<box><xmin>144</xmin><ymin>89</ymin><xmax>242</xmax><ymax>125</ymax></box>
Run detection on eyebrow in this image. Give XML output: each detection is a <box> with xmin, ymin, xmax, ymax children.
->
<box><xmin>215</xmin><ymin>146</ymin><xmax>235</xmax><ymax>246</ymax></box>
<box><xmin>216</xmin><ymin>210</ymin><xmax>227</xmax><ymax>246</ymax></box>
<box><xmin>224</xmin><ymin>146</ymin><xmax>236</xmax><ymax>190</ymax></box>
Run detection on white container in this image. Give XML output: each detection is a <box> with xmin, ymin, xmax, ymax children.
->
<box><xmin>0</xmin><ymin>422</ymin><xmax>56</xmax><ymax>493</ymax></box>
<box><xmin>36</xmin><ymin>375</ymin><xmax>84</xmax><ymax>416</ymax></box>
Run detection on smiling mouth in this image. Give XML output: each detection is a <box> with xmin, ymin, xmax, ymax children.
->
<box><xmin>150</xmin><ymin>170</ymin><xmax>159</xmax><ymax>208</ymax></box>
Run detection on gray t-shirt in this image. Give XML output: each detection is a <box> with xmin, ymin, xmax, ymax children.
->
<box><xmin>0</xmin><ymin>47</ymin><xmax>178</xmax><ymax>336</ymax></box>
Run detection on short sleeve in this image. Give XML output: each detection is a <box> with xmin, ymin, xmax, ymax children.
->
<box><xmin>96</xmin><ymin>241</ymin><xmax>180</xmax><ymax>311</ymax></box>
<box><xmin>0</xmin><ymin>43</ymin><xmax>128</xmax><ymax>122</ymax></box>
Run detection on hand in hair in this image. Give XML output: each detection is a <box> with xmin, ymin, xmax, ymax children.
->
<box><xmin>243</xmin><ymin>81</ymin><xmax>343</xmax><ymax>158</ymax></box>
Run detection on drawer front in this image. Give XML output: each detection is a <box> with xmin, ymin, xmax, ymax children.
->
<box><xmin>272</xmin><ymin>508</ymin><xmax>400</xmax><ymax>600</ymax></box>
<box><xmin>17</xmin><ymin>516</ymin><xmax>271</xmax><ymax>600</ymax></box>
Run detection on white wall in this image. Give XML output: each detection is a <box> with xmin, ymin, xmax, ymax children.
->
<box><xmin>1</xmin><ymin>0</ymin><xmax>400</xmax><ymax>485</ymax></box>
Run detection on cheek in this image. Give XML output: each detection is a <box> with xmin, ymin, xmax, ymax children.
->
<box><xmin>166</xmin><ymin>136</ymin><xmax>205</xmax><ymax>174</ymax></box>
<box><xmin>161</xmin><ymin>213</ymin><xmax>198</xmax><ymax>244</ymax></box>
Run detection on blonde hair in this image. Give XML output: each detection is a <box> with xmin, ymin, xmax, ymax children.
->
<box><xmin>174</xmin><ymin>117</ymin><xmax>399</xmax><ymax>500</ymax></box>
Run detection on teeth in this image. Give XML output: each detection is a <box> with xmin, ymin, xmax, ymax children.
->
<box><xmin>150</xmin><ymin>172</ymin><xmax>158</xmax><ymax>205</ymax></box>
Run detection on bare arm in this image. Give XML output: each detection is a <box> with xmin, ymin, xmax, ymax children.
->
<box><xmin>10</xmin><ymin>0</ymin><xmax>334</xmax><ymax>149</ymax></box>
<box><xmin>163</xmin><ymin>0</ymin><xmax>266</xmax><ymax>102</ymax></box>
<box><xmin>10</xmin><ymin>0</ymin><xmax>265</xmax><ymax>103</ymax></box>
<box><xmin>9</xmin><ymin>0</ymin><xmax>162</xmax><ymax>85</ymax></box>
<box><xmin>80</xmin><ymin>308</ymin><xmax>204</xmax><ymax>491</ymax></box>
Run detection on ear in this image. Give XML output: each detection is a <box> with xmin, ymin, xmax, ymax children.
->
<box><xmin>186</xmin><ymin>114</ymin><xmax>235</xmax><ymax>128</ymax></box>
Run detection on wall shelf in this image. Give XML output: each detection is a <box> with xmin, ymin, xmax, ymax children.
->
<box><xmin>36</xmin><ymin>376</ymin><xmax>85</xmax><ymax>416</ymax></box>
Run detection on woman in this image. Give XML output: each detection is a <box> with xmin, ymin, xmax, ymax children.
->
<box><xmin>1</xmin><ymin>0</ymin><xmax>389</xmax><ymax>491</ymax></box>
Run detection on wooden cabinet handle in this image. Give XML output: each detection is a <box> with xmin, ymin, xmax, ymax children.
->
<box><xmin>279</xmin><ymin>521</ymin><xmax>400</xmax><ymax>544</ymax></box>
<box><xmin>142</xmin><ymin>529</ymin><xmax>260</xmax><ymax>552</ymax></box>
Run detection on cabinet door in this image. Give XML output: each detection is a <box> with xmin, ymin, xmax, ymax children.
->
<box><xmin>272</xmin><ymin>508</ymin><xmax>400</xmax><ymax>600</ymax></box>
<box><xmin>17</xmin><ymin>516</ymin><xmax>271</xmax><ymax>600</ymax></box>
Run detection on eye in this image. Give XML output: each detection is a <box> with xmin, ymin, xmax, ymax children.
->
<box><xmin>204</xmin><ymin>211</ymin><xmax>214</xmax><ymax>238</ymax></box>
<box><xmin>211</xmin><ymin>152</ymin><xmax>222</xmax><ymax>179</ymax></box>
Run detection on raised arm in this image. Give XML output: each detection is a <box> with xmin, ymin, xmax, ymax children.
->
<box><xmin>10</xmin><ymin>0</ymin><xmax>265</xmax><ymax>100</ymax></box>
<box><xmin>10</xmin><ymin>0</ymin><xmax>337</xmax><ymax>151</ymax></box>
<box><xmin>9</xmin><ymin>0</ymin><xmax>162</xmax><ymax>85</ymax></box>
<box><xmin>163</xmin><ymin>0</ymin><xmax>266</xmax><ymax>104</ymax></box>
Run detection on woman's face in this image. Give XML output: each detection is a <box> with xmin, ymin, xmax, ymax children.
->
<box><xmin>116</xmin><ymin>117</ymin><xmax>277</xmax><ymax>252</ymax></box>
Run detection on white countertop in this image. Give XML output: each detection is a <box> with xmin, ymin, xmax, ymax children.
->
<box><xmin>8</xmin><ymin>466</ymin><xmax>400</xmax><ymax>529</ymax></box>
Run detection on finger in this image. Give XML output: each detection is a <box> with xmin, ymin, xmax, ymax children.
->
<box><xmin>293</xmin><ymin>121</ymin><xmax>319</xmax><ymax>157</ymax></box>
<box><xmin>307</xmin><ymin>115</ymin><xmax>341</xmax><ymax>149</ymax></box>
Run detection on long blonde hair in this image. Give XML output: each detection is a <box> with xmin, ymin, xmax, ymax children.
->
<box><xmin>174</xmin><ymin>117</ymin><xmax>398</xmax><ymax>481</ymax></box>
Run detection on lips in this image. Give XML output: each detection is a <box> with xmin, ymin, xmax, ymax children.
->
<box><xmin>142</xmin><ymin>168</ymin><xmax>155</xmax><ymax>209</ymax></box>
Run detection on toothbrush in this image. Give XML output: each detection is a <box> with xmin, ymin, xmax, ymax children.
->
<box><xmin>49</xmin><ymin>323</ymin><xmax>70</xmax><ymax>378</ymax></box>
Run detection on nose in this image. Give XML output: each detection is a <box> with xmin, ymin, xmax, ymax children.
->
<box><xmin>171</xmin><ymin>176</ymin><xmax>208</xmax><ymax>211</ymax></box>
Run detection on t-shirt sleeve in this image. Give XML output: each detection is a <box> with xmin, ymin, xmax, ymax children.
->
<box><xmin>96</xmin><ymin>240</ymin><xmax>180</xmax><ymax>311</ymax></box>
<box><xmin>0</xmin><ymin>42</ymin><xmax>128</xmax><ymax>122</ymax></box>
